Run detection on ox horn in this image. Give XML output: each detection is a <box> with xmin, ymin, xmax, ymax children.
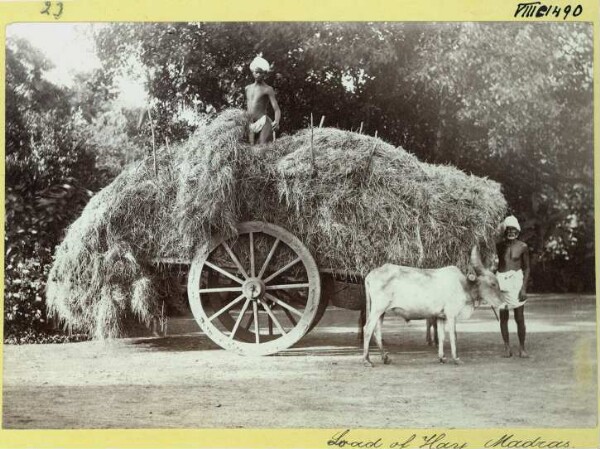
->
<box><xmin>470</xmin><ymin>246</ymin><xmax>485</xmax><ymax>276</ymax></box>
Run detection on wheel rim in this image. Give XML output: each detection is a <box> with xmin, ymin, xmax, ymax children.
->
<box><xmin>187</xmin><ymin>221</ymin><xmax>321</xmax><ymax>355</ymax></box>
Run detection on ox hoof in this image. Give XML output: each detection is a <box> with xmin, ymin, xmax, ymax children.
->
<box><xmin>363</xmin><ymin>359</ymin><xmax>374</xmax><ymax>368</ymax></box>
<box><xmin>383</xmin><ymin>354</ymin><xmax>392</xmax><ymax>365</ymax></box>
<box><xmin>439</xmin><ymin>357</ymin><xmax>447</xmax><ymax>364</ymax></box>
<box><xmin>502</xmin><ymin>347</ymin><xmax>513</xmax><ymax>358</ymax></box>
<box><xmin>519</xmin><ymin>349</ymin><xmax>530</xmax><ymax>359</ymax></box>
<box><xmin>452</xmin><ymin>358</ymin><xmax>464</xmax><ymax>365</ymax></box>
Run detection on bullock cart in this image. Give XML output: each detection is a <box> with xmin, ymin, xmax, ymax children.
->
<box><xmin>154</xmin><ymin>221</ymin><xmax>363</xmax><ymax>356</ymax></box>
<box><xmin>47</xmin><ymin>109</ymin><xmax>506</xmax><ymax>353</ymax></box>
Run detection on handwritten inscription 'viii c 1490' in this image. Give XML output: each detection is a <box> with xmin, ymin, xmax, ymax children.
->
<box><xmin>514</xmin><ymin>2</ymin><xmax>582</xmax><ymax>19</ymax></box>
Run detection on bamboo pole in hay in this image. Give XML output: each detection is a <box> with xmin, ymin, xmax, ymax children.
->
<box><xmin>147</xmin><ymin>108</ymin><xmax>158</xmax><ymax>177</ymax></box>
<box><xmin>310</xmin><ymin>113</ymin><xmax>315</xmax><ymax>171</ymax></box>
<box><xmin>364</xmin><ymin>131</ymin><xmax>378</xmax><ymax>175</ymax></box>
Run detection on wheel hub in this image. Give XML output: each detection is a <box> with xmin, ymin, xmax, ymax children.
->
<box><xmin>242</xmin><ymin>278</ymin><xmax>265</xmax><ymax>300</ymax></box>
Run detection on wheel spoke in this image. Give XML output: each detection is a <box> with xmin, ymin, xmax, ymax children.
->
<box><xmin>282</xmin><ymin>307</ymin><xmax>297</xmax><ymax>327</ymax></box>
<box><xmin>265</xmin><ymin>293</ymin><xmax>303</xmax><ymax>318</ymax></box>
<box><xmin>229</xmin><ymin>299</ymin><xmax>251</xmax><ymax>340</ymax></box>
<box><xmin>222</xmin><ymin>241</ymin><xmax>249</xmax><ymax>279</ymax></box>
<box><xmin>208</xmin><ymin>294</ymin><xmax>245</xmax><ymax>321</ymax></box>
<box><xmin>263</xmin><ymin>257</ymin><xmax>302</xmax><ymax>283</ymax></box>
<box><xmin>249</xmin><ymin>232</ymin><xmax>255</xmax><ymax>277</ymax></box>
<box><xmin>259</xmin><ymin>299</ymin><xmax>287</xmax><ymax>335</ymax></box>
<box><xmin>268</xmin><ymin>316</ymin><xmax>274</xmax><ymax>335</ymax></box>
<box><xmin>204</xmin><ymin>260</ymin><xmax>244</xmax><ymax>284</ymax></box>
<box><xmin>258</xmin><ymin>238</ymin><xmax>280</xmax><ymax>278</ymax></box>
<box><xmin>199</xmin><ymin>286</ymin><xmax>244</xmax><ymax>293</ymax></box>
<box><xmin>252</xmin><ymin>301</ymin><xmax>260</xmax><ymax>343</ymax></box>
<box><xmin>242</xmin><ymin>313</ymin><xmax>253</xmax><ymax>331</ymax></box>
<box><xmin>278</xmin><ymin>290</ymin><xmax>301</xmax><ymax>326</ymax></box>
<box><xmin>265</xmin><ymin>283</ymin><xmax>310</xmax><ymax>290</ymax></box>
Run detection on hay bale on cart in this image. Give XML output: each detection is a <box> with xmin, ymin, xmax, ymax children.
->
<box><xmin>47</xmin><ymin>109</ymin><xmax>506</xmax><ymax>355</ymax></box>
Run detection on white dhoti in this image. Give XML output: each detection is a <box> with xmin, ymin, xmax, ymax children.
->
<box><xmin>249</xmin><ymin>115</ymin><xmax>270</xmax><ymax>134</ymax></box>
<box><xmin>497</xmin><ymin>269</ymin><xmax>527</xmax><ymax>310</ymax></box>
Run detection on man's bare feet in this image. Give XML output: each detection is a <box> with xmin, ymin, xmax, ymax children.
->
<box><xmin>503</xmin><ymin>346</ymin><xmax>513</xmax><ymax>358</ymax></box>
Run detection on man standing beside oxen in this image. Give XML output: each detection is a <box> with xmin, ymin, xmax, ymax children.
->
<box><xmin>496</xmin><ymin>215</ymin><xmax>530</xmax><ymax>358</ymax></box>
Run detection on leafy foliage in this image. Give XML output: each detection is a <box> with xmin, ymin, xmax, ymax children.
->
<box><xmin>4</xmin><ymin>38</ymin><xmax>105</xmax><ymax>342</ymax></box>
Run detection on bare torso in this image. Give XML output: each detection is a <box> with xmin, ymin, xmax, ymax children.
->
<box><xmin>245</xmin><ymin>82</ymin><xmax>273</xmax><ymax>121</ymax></box>
<box><xmin>245</xmin><ymin>79</ymin><xmax>280</xmax><ymax>145</ymax></box>
<box><xmin>497</xmin><ymin>240</ymin><xmax>528</xmax><ymax>272</ymax></box>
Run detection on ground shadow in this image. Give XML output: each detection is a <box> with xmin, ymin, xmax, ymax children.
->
<box><xmin>130</xmin><ymin>334</ymin><xmax>221</xmax><ymax>352</ymax></box>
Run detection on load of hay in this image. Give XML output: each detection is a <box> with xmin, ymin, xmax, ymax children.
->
<box><xmin>47</xmin><ymin>109</ymin><xmax>506</xmax><ymax>338</ymax></box>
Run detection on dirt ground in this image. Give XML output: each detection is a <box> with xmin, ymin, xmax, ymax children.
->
<box><xmin>2</xmin><ymin>294</ymin><xmax>597</xmax><ymax>429</ymax></box>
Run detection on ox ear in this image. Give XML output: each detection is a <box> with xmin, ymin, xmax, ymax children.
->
<box><xmin>470</xmin><ymin>246</ymin><xmax>485</xmax><ymax>276</ymax></box>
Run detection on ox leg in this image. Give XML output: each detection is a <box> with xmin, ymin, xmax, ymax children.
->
<box><xmin>374</xmin><ymin>315</ymin><xmax>390</xmax><ymax>364</ymax></box>
<box><xmin>426</xmin><ymin>317</ymin><xmax>439</xmax><ymax>346</ymax></box>
<box><xmin>426</xmin><ymin>318</ymin><xmax>433</xmax><ymax>346</ymax></box>
<box><xmin>357</xmin><ymin>308</ymin><xmax>366</xmax><ymax>344</ymax></box>
<box><xmin>437</xmin><ymin>318</ymin><xmax>446</xmax><ymax>363</ymax></box>
<box><xmin>447</xmin><ymin>318</ymin><xmax>462</xmax><ymax>365</ymax></box>
<box><xmin>362</xmin><ymin>310</ymin><xmax>383</xmax><ymax>367</ymax></box>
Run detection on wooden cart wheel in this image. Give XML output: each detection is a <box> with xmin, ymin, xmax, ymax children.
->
<box><xmin>188</xmin><ymin>221</ymin><xmax>321</xmax><ymax>355</ymax></box>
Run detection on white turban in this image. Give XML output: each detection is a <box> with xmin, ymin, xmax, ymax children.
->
<box><xmin>250</xmin><ymin>56</ymin><xmax>270</xmax><ymax>72</ymax></box>
<box><xmin>503</xmin><ymin>215</ymin><xmax>521</xmax><ymax>231</ymax></box>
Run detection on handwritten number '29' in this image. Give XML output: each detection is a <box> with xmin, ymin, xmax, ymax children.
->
<box><xmin>40</xmin><ymin>1</ymin><xmax>64</xmax><ymax>19</ymax></box>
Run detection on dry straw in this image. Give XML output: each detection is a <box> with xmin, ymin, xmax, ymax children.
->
<box><xmin>47</xmin><ymin>109</ymin><xmax>506</xmax><ymax>338</ymax></box>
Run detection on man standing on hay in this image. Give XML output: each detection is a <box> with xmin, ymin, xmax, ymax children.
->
<box><xmin>245</xmin><ymin>55</ymin><xmax>281</xmax><ymax>145</ymax></box>
<box><xmin>496</xmin><ymin>215</ymin><xmax>530</xmax><ymax>358</ymax></box>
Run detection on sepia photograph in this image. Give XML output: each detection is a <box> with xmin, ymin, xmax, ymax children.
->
<box><xmin>2</xmin><ymin>18</ymin><xmax>597</xmax><ymax>438</ymax></box>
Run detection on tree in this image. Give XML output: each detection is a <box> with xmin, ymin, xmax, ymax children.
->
<box><xmin>407</xmin><ymin>22</ymin><xmax>594</xmax><ymax>290</ymax></box>
<box><xmin>4</xmin><ymin>38</ymin><xmax>102</xmax><ymax>340</ymax></box>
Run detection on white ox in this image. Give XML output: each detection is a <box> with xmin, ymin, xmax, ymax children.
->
<box><xmin>362</xmin><ymin>247</ymin><xmax>506</xmax><ymax>367</ymax></box>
